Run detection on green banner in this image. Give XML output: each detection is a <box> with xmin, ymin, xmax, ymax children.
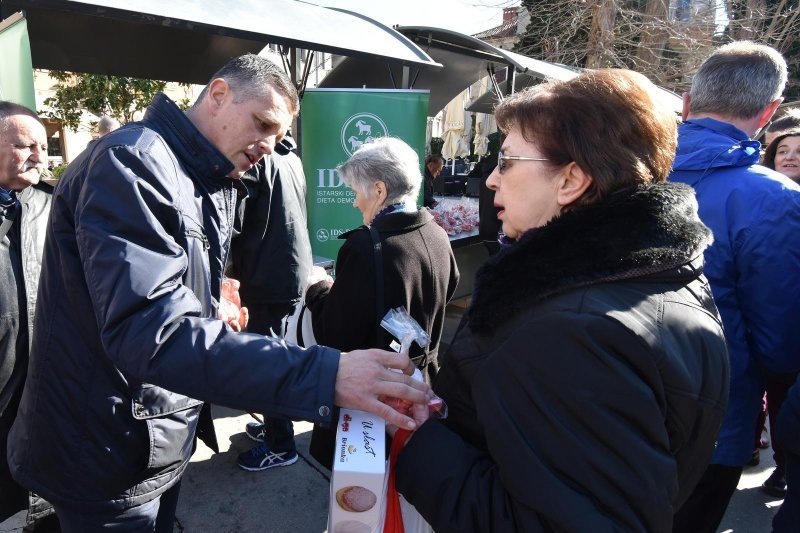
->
<box><xmin>300</xmin><ymin>89</ymin><xmax>430</xmax><ymax>262</ymax></box>
<box><xmin>0</xmin><ymin>14</ymin><xmax>36</xmax><ymax>110</ymax></box>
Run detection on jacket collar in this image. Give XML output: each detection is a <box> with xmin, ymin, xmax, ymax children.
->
<box><xmin>674</xmin><ymin>118</ymin><xmax>761</xmax><ymax>175</ymax></box>
<box><xmin>338</xmin><ymin>208</ymin><xmax>433</xmax><ymax>240</ymax></box>
<box><xmin>468</xmin><ymin>182</ymin><xmax>712</xmax><ymax>331</ymax></box>
<box><xmin>142</xmin><ymin>93</ymin><xmax>234</xmax><ymax>181</ymax></box>
<box><xmin>371</xmin><ymin>208</ymin><xmax>433</xmax><ymax>233</ymax></box>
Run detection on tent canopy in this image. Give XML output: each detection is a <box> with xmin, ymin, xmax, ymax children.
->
<box><xmin>0</xmin><ymin>0</ymin><xmax>440</xmax><ymax>84</ymax></box>
<box><xmin>320</xmin><ymin>25</ymin><xmax>682</xmax><ymax>116</ymax></box>
<box><xmin>320</xmin><ymin>26</ymin><xmax>582</xmax><ymax>116</ymax></box>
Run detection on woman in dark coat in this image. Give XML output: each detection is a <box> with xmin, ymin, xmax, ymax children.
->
<box><xmin>306</xmin><ymin>136</ymin><xmax>459</xmax><ymax>468</ymax></box>
<box><xmin>392</xmin><ymin>70</ymin><xmax>730</xmax><ymax>532</ymax></box>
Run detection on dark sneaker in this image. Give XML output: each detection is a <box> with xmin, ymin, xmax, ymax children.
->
<box><xmin>761</xmin><ymin>468</ymin><xmax>787</xmax><ymax>498</ymax></box>
<box><xmin>237</xmin><ymin>443</ymin><xmax>298</xmax><ymax>472</ymax></box>
<box><xmin>245</xmin><ymin>422</ymin><xmax>267</xmax><ymax>443</ymax></box>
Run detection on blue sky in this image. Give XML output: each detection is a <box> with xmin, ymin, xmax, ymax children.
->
<box><xmin>317</xmin><ymin>0</ymin><xmax>508</xmax><ymax>36</ymax></box>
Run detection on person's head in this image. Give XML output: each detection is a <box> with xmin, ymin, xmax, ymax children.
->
<box><xmin>763</xmin><ymin>129</ymin><xmax>800</xmax><ymax>182</ymax></box>
<box><xmin>337</xmin><ymin>137</ymin><xmax>422</xmax><ymax>225</ymax></box>
<box><xmin>488</xmin><ymin>69</ymin><xmax>677</xmax><ymax>240</ymax></box>
<box><xmin>425</xmin><ymin>153</ymin><xmax>445</xmax><ymax>178</ymax></box>
<box><xmin>188</xmin><ymin>53</ymin><xmax>299</xmax><ymax>179</ymax></box>
<box><xmin>0</xmin><ymin>101</ymin><xmax>48</xmax><ymax>191</ymax></box>
<box><xmin>97</xmin><ymin>115</ymin><xmax>120</xmax><ymax>137</ymax></box>
<box><xmin>765</xmin><ymin>108</ymin><xmax>800</xmax><ymax>145</ymax></box>
<box><xmin>685</xmin><ymin>41</ymin><xmax>787</xmax><ymax>135</ymax></box>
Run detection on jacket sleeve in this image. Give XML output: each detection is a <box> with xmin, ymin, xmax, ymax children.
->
<box><xmin>395</xmin><ymin>313</ymin><xmax>675</xmax><ymax>532</ymax></box>
<box><xmin>75</xmin><ymin>143</ymin><xmax>339</xmax><ymax>422</ymax></box>
<box><xmin>734</xmin><ymin>189</ymin><xmax>800</xmax><ymax>374</ymax></box>
<box><xmin>306</xmin><ymin>232</ymin><xmax>379</xmax><ymax>351</ymax></box>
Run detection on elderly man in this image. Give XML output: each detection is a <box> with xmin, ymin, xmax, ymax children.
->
<box><xmin>670</xmin><ymin>42</ymin><xmax>800</xmax><ymax>533</ymax></box>
<box><xmin>8</xmin><ymin>54</ymin><xmax>428</xmax><ymax>531</ymax></box>
<box><xmin>96</xmin><ymin>115</ymin><xmax>120</xmax><ymax>138</ymax></box>
<box><xmin>0</xmin><ymin>102</ymin><xmax>55</xmax><ymax>529</ymax></box>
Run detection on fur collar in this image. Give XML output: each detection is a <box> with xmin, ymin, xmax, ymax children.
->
<box><xmin>468</xmin><ymin>182</ymin><xmax>712</xmax><ymax>331</ymax></box>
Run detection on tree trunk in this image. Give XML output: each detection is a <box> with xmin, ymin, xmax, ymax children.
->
<box><xmin>635</xmin><ymin>0</ymin><xmax>670</xmax><ymax>81</ymax></box>
<box><xmin>586</xmin><ymin>0</ymin><xmax>618</xmax><ymax>68</ymax></box>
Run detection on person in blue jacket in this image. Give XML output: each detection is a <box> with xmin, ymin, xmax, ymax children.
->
<box><xmin>670</xmin><ymin>41</ymin><xmax>800</xmax><ymax>533</ymax></box>
<box><xmin>6</xmin><ymin>54</ymin><xmax>428</xmax><ymax>532</ymax></box>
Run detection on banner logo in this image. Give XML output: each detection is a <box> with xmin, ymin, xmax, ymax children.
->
<box><xmin>340</xmin><ymin>113</ymin><xmax>388</xmax><ymax>156</ymax></box>
<box><xmin>316</xmin><ymin>229</ymin><xmax>330</xmax><ymax>242</ymax></box>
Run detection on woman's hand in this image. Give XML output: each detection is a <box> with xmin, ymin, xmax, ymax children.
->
<box><xmin>386</xmin><ymin>399</ymin><xmax>430</xmax><ymax>441</ymax></box>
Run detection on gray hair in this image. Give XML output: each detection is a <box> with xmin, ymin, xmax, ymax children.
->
<box><xmin>690</xmin><ymin>41</ymin><xmax>787</xmax><ymax>120</ymax></box>
<box><xmin>0</xmin><ymin>101</ymin><xmax>43</xmax><ymax>133</ymax></box>
<box><xmin>97</xmin><ymin>115</ymin><xmax>120</xmax><ymax>136</ymax></box>
<box><xmin>338</xmin><ymin>137</ymin><xmax>422</xmax><ymax>205</ymax></box>
<box><xmin>194</xmin><ymin>54</ymin><xmax>299</xmax><ymax>115</ymax></box>
<box><xmin>768</xmin><ymin>107</ymin><xmax>800</xmax><ymax>134</ymax></box>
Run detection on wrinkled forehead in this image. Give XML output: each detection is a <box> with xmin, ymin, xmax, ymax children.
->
<box><xmin>0</xmin><ymin>114</ymin><xmax>47</xmax><ymax>142</ymax></box>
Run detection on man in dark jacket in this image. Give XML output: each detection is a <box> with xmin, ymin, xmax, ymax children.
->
<box><xmin>0</xmin><ymin>102</ymin><xmax>57</xmax><ymax>531</ymax></box>
<box><xmin>670</xmin><ymin>42</ymin><xmax>800</xmax><ymax>532</ymax></box>
<box><xmin>7</xmin><ymin>54</ymin><xmax>428</xmax><ymax>530</ymax></box>
<box><xmin>422</xmin><ymin>153</ymin><xmax>443</xmax><ymax>208</ymax></box>
<box><xmin>228</xmin><ymin>135</ymin><xmax>313</xmax><ymax>471</ymax></box>
<box><xmin>773</xmin><ymin>373</ymin><xmax>800</xmax><ymax>532</ymax></box>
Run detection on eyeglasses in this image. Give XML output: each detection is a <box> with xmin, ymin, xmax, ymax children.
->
<box><xmin>497</xmin><ymin>149</ymin><xmax>549</xmax><ymax>173</ymax></box>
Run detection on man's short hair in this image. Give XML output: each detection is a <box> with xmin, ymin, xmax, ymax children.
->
<box><xmin>689</xmin><ymin>41</ymin><xmax>787</xmax><ymax>120</ymax></box>
<box><xmin>194</xmin><ymin>54</ymin><xmax>299</xmax><ymax>116</ymax></box>
<box><xmin>0</xmin><ymin>101</ymin><xmax>43</xmax><ymax>133</ymax></box>
<box><xmin>425</xmin><ymin>153</ymin><xmax>444</xmax><ymax>167</ymax></box>
<box><xmin>97</xmin><ymin>115</ymin><xmax>120</xmax><ymax>136</ymax></box>
<box><xmin>767</xmin><ymin>108</ymin><xmax>800</xmax><ymax>135</ymax></box>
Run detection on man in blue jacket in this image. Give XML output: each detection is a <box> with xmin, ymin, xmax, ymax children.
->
<box><xmin>670</xmin><ymin>41</ymin><xmax>800</xmax><ymax>533</ymax></box>
<box><xmin>7</xmin><ymin>54</ymin><xmax>428</xmax><ymax>531</ymax></box>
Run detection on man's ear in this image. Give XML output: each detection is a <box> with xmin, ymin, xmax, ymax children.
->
<box><xmin>557</xmin><ymin>162</ymin><xmax>593</xmax><ymax>208</ymax></box>
<box><xmin>757</xmin><ymin>98</ymin><xmax>784</xmax><ymax>129</ymax></box>
<box><xmin>682</xmin><ymin>92</ymin><xmax>691</xmax><ymax>122</ymax></box>
<box><xmin>206</xmin><ymin>78</ymin><xmax>231</xmax><ymax>114</ymax></box>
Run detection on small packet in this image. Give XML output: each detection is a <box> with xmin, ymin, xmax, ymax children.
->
<box><xmin>380</xmin><ymin>307</ymin><xmax>447</xmax><ymax>420</ymax></box>
<box><xmin>380</xmin><ymin>307</ymin><xmax>431</xmax><ymax>354</ymax></box>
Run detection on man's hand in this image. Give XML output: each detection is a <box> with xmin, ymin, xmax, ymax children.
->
<box><xmin>335</xmin><ymin>349</ymin><xmax>432</xmax><ymax>430</ymax></box>
<box><xmin>219</xmin><ymin>278</ymin><xmax>249</xmax><ymax>332</ymax></box>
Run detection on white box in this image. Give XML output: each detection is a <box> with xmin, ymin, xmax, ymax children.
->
<box><xmin>328</xmin><ymin>408</ymin><xmax>386</xmax><ymax>533</ymax></box>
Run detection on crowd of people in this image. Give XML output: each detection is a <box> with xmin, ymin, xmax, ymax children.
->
<box><xmin>0</xmin><ymin>39</ymin><xmax>798</xmax><ymax>533</ymax></box>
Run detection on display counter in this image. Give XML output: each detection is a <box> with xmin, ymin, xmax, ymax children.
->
<box><xmin>428</xmin><ymin>196</ymin><xmax>491</xmax><ymax>299</ymax></box>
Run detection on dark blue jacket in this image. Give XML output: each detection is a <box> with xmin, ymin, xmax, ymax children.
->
<box><xmin>773</xmin><ymin>374</ymin><xmax>800</xmax><ymax>532</ymax></box>
<box><xmin>229</xmin><ymin>136</ymin><xmax>312</xmax><ymax>306</ymax></box>
<box><xmin>8</xmin><ymin>94</ymin><xmax>339</xmax><ymax>511</ymax></box>
<box><xmin>670</xmin><ymin>117</ymin><xmax>800</xmax><ymax>466</ymax></box>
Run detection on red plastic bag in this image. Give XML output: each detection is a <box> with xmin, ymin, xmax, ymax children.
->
<box><xmin>383</xmin><ymin>428</ymin><xmax>411</xmax><ymax>533</ymax></box>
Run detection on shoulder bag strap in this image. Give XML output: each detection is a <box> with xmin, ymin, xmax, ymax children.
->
<box><xmin>368</xmin><ymin>225</ymin><xmax>384</xmax><ymax>347</ymax></box>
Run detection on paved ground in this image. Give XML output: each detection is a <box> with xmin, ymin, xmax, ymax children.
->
<box><xmin>0</xmin><ymin>303</ymin><xmax>787</xmax><ymax>532</ymax></box>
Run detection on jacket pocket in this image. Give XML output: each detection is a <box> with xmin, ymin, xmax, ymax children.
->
<box><xmin>132</xmin><ymin>384</ymin><xmax>203</xmax><ymax>471</ymax></box>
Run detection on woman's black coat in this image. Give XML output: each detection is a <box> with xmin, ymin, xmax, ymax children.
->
<box><xmin>395</xmin><ymin>183</ymin><xmax>730</xmax><ymax>533</ymax></box>
<box><xmin>306</xmin><ymin>208</ymin><xmax>459</xmax><ymax>467</ymax></box>
<box><xmin>306</xmin><ymin>208</ymin><xmax>459</xmax><ymax>371</ymax></box>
